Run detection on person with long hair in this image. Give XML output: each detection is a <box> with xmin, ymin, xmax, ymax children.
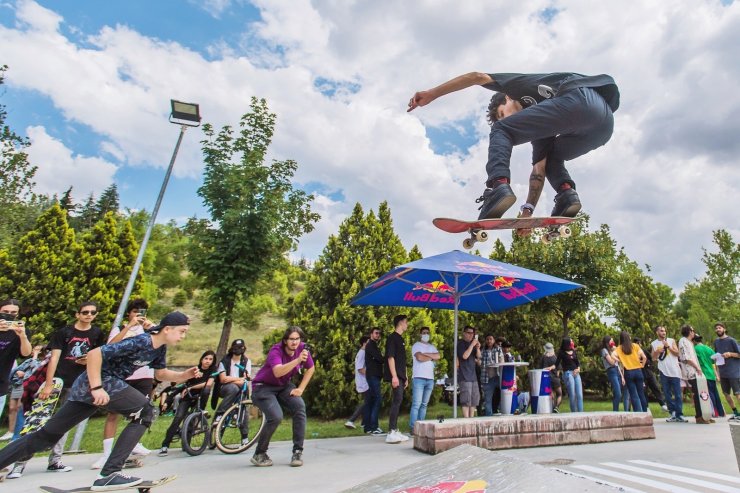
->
<box><xmin>250</xmin><ymin>326</ymin><xmax>314</xmax><ymax>467</ymax></box>
<box><xmin>159</xmin><ymin>350</ymin><xmax>216</xmax><ymax>455</ymax></box>
<box><xmin>554</xmin><ymin>338</ymin><xmax>583</xmax><ymax>412</ymax></box>
<box><xmin>600</xmin><ymin>336</ymin><xmax>627</xmax><ymax>412</ymax></box>
<box><xmin>614</xmin><ymin>330</ymin><xmax>648</xmax><ymax>412</ymax></box>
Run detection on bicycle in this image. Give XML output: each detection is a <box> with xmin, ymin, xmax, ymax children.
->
<box><xmin>179</xmin><ymin>373</ymin><xmax>220</xmax><ymax>456</ymax></box>
<box><xmin>213</xmin><ymin>368</ymin><xmax>265</xmax><ymax>454</ymax></box>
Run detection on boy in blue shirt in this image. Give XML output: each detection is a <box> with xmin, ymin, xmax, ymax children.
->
<box><xmin>0</xmin><ymin>311</ymin><xmax>200</xmax><ymax>491</ymax></box>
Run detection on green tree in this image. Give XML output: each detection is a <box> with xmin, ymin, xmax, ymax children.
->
<box><xmin>187</xmin><ymin>97</ymin><xmax>319</xmax><ymax>357</ymax></box>
<box><xmin>13</xmin><ymin>203</ymin><xmax>80</xmax><ymax>338</ymax></box>
<box><xmin>0</xmin><ymin>248</ymin><xmax>15</xmax><ymax>299</ymax></box>
<box><xmin>74</xmin><ymin>193</ymin><xmax>97</xmax><ymax>232</ymax></box>
<box><xmin>59</xmin><ymin>187</ymin><xmax>77</xmax><ymax>218</ymax></box>
<box><xmin>95</xmin><ymin>184</ymin><xmax>120</xmax><ymax>220</ymax></box>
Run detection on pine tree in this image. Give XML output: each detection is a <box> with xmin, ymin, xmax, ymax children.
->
<box><xmin>59</xmin><ymin>187</ymin><xmax>77</xmax><ymax>218</ymax></box>
<box><xmin>75</xmin><ymin>193</ymin><xmax>97</xmax><ymax>231</ymax></box>
<box><xmin>95</xmin><ymin>184</ymin><xmax>120</xmax><ymax>220</ymax></box>
<box><xmin>13</xmin><ymin>203</ymin><xmax>80</xmax><ymax>338</ymax></box>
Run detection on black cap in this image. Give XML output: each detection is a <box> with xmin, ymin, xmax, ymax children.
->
<box><xmin>501</xmin><ymin>340</ymin><xmax>513</xmax><ymax>348</ymax></box>
<box><xmin>231</xmin><ymin>339</ymin><xmax>246</xmax><ymax>348</ymax></box>
<box><xmin>148</xmin><ymin>311</ymin><xmax>190</xmax><ymax>334</ymax></box>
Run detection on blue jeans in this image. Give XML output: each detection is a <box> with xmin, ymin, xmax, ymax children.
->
<box><xmin>481</xmin><ymin>379</ymin><xmax>499</xmax><ymax>416</ymax></box>
<box><xmin>624</xmin><ymin>369</ymin><xmax>647</xmax><ymax>412</ymax></box>
<box><xmin>409</xmin><ymin>378</ymin><xmax>434</xmax><ymax>432</ymax></box>
<box><xmin>606</xmin><ymin>366</ymin><xmax>623</xmax><ymax>412</ymax></box>
<box><xmin>364</xmin><ymin>376</ymin><xmax>382</xmax><ymax>433</ymax></box>
<box><xmin>659</xmin><ymin>372</ymin><xmax>683</xmax><ymax>417</ymax></box>
<box><xmin>563</xmin><ymin>370</ymin><xmax>583</xmax><ymax>412</ymax></box>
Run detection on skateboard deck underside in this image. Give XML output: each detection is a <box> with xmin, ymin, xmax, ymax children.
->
<box><xmin>433</xmin><ymin>216</ymin><xmax>574</xmax><ymax>234</ymax></box>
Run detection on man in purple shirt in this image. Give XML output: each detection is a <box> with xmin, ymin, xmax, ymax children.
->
<box><xmin>250</xmin><ymin>326</ymin><xmax>315</xmax><ymax>468</ymax></box>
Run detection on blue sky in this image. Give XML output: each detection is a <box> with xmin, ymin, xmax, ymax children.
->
<box><xmin>2</xmin><ymin>0</ymin><xmax>739</xmax><ymax>293</ymax></box>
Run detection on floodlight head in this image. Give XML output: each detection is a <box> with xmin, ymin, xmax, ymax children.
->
<box><xmin>170</xmin><ymin>99</ymin><xmax>201</xmax><ymax>126</ymax></box>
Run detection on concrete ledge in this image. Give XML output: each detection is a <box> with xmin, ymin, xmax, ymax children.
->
<box><xmin>414</xmin><ymin>411</ymin><xmax>655</xmax><ymax>454</ymax></box>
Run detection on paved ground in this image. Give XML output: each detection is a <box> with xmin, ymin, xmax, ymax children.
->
<box><xmin>2</xmin><ymin>418</ymin><xmax>738</xmax><ymax>492</ymax></box>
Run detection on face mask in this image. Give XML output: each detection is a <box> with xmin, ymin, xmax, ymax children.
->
<box><xmin>421</xmin><ymin>334</ymin><xmax>430</xmax><ymax>343</ymax></box>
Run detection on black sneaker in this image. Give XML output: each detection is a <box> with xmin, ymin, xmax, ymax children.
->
<box><xmin>551</xmin><ymin>188</ymin><xmax>581</xmax><ymax>217</ymax></box>
<box><xmin>158</xmin><ymin>447</ymin><xmax>168</xmax><ymax>456</ymax></box>
<box><xmin>290</xmin><ymin>450</ymin><xmax>303</xmax><ymax>467</ymax></box>
<box><xmin>91</xmin><ymin>472</ymin><xmax>142</xmax><ymax>491</ymax></box>
<box><xmin>47</xmin><ymin>462</ymin><xmax>73</xmax><ymax>472</ymax></box>
<box><xmin>476</xmin><ymin>184</ymin><xmax>516</xmax><ymax>220</ymax></box>
<box><xmin>251</xmin><ymin>452</ymin><xmax>273</xmax><ymax>467</ymax></box>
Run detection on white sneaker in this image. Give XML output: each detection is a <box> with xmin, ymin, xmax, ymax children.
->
<box><xmin>130</xmin><ymin>443</ymin><xmax>150</xmax><ymax>456</ymax></box>
<box><xmin>396</xmin><ymin>431</ymin><xmax>410</xmax><ymax>442</ymax></box>
<box><xmin>385</xmin><ymin>430</ymin><xmax>402</xmax><ymax>444</ymax></box>
<box><xmin>7</xmin><ymin>462</ymin><xmax>25</xmax><ymax>479</ymax></box>
<box><xmin>91</xmin><ymin>454</ymin><xmax>109</xmax><ymax>470</ymax></box>
<box><xmin>344</xmin><ymin>420</ymin><xmax>356</xmax><ymax>429</ymax></box>
<box><xmin>0</xmin><ymin>431</ymin><xmax>14</xmax><ymax>441</ymax></box>
<box><xmin>661</xmin><ymin>404</ymin><xmax>668</xmax><ymax>412</ymax></box>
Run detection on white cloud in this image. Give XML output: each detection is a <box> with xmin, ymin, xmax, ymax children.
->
<box><xmin>2</xmin><ymin>0</ymin><xmax>739</xmax><ymax>293</ymax></box>
<box><xmin>25</xmin><ymin>126</ymin><xmax>118</xmax><ymax>197</ymax></box>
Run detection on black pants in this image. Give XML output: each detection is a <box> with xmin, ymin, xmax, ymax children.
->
<box><xmin>0</xmin><ymin>385</ymin><xmax>150</xmax><ymax>476</ymax></box>
<box><xmin>252</xmin><ymin>383</ymin><xmax>305</xmax><ymax>455</ymax></box>
<box><xmin>486</xmin><ymin>87</ymin><xmax>614</xmax><ymax>189</ymax></box>
<box><xmin>642</xmin><ymin>368</ymin><xmax>665</xmax><ymax>406</ymax></box>
<box><xmin>388</xmin><ymin>382</ymin><xmax>405</xmax><ymax>431</ymax></box>
<box><xmin>162</xmin><ymin>393</ymin><xmax>200</xmax><ymax>448</ymax></box>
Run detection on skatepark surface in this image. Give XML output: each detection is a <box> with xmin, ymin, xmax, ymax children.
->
<box><xmin>2</xmin><ymin>418</ymin><xmax>737</xmax><ymax>493</ymax></box>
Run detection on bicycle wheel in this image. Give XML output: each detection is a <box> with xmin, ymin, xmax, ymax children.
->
<box><xmin>214</xmin><ymin>399</ymin><xmax>265</xmax><ymax>454</ymax></box>
<box><xmin>180</xmin><ymin>411</ymin><xmax>209</xmax><ymax>456</ymax></box>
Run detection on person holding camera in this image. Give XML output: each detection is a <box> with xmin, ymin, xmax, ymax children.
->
<box><xmin>250</xmin><ymin>326</ymin><xmax>314</xmax><ymax>468</ymax></box>
<box><xmin>0</xmin><ymin>299</ymin><xmax>32</xmax><ymax>438</ymax></box>
<box><xmin>41</xmin><ymin>301</ymin><xmax>106</xmax><ymax>473</ymax></box>
<box><xmin>91</xmin><ymin>299</ymin><xmax>154</xmax><ymax>470</ymax></box>
<box><xmin>458</xmin><ymin>325</ymin><xmax>482</xmax><ymax>418</ymax></box>
<box><xmin>651</xmin><ymin>325</ymin><xmax>686</xmax><ymax>422</ymax></box>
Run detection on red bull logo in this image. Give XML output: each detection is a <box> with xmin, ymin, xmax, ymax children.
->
<box><xmin>404</xmin><ymin>280</ymin><xmax>455</xmax><ymax>304</ymax></box>
<box><xmin>394</xmin><ymin>479</ymin><xmax>487</xmax><ymax>493</ymax></box>
<box><xmin>499</xmin><ymin>282</ymin><xmax>539</xmax><ymax>301</ymax></box>
<box><xmin>490</xmin><ymin>276</ymin><xmax>518</xmax><ymax>290</ymax></box>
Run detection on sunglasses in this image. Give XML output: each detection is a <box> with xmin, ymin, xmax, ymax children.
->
<box><xmin>79</xmin><ymin>310</ymin><xmax>98</xmax><ymax>316</ymax></box>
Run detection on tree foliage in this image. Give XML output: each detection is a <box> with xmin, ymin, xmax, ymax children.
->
<box><xmin>187</xmin><ymin>97</ymin><xmax>319</xmax><ymax>356</ymax></box>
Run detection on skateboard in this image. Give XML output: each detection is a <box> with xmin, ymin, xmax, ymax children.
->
<box><xmin>39</xmin><ymin>475</ymin><xmax>176</xmax><ymax>493</ymax></box>
<box><xmin>696</xmin><ymin>375</ymin><xmax>715</xmax><ymax>419</ymax></box>
<box><xmin>433</xmin><ymin>216</ymin><xmax>575</xmax><ymax>249</ymax></box>
<box><xmin>20</xmin><ymin>377</ymin><xmax>64</xmax><ymax>435</ymax></box>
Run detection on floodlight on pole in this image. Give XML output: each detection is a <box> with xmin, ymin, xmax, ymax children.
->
<box><xmin>110</xmin><ymin>100</ymin><xmax>201</xmax><ymax>333</ymax></box>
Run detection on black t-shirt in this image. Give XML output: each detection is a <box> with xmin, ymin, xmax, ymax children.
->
<box><xmin>365</xmin><ymin>339</ymin><xmax>384</xmax><ymax>378</ymax></box>
<box><xmin>49</xmin><ymin>325</ymin><xmax>106</xmax><ymax>388</ymax></box>
<box><xmin>555</xmin><ymin>350</ymin><xmax>580</xmax><ymax>372</ymax></box>
<box><xmin>484</xmin><ymin>72</ymin><xmax>620</xmax><ymax>112</ymax></box>
<box><xmin>383</xmin><ymin>332</ymin><xmax>407</xmax><ymax>382</ymax></box>
<box><xmin>0</xmin><ymin>327</ymin><xmax>31</xmax><ymax>396</ymax></box>
<box><xmin>456</xmin><ymin>339</ymin><xmax>478</xmax><ymax>383</ymax></box>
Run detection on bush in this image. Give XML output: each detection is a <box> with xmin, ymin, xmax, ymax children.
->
<box><xmin>172</xmin><ymin>289</ymin><xmax>187</xmax><ymax>307</ymax></box>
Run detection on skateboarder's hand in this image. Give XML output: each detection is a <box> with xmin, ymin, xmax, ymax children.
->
<box><xmin>39</xmin><ymin>384</ymin><xmax>53</xmax><ymax>400</ymax></box>
<box><xmin>92</xmin><ymin>388</ymin><xmax>110</xmax><ymax>406</ymax></box>
<box><xmin>407</xmin><ymin>90</ymin><xmax>436</xmax><ymax>112</ymax></box>
<box><xmin>516</xmin><ymin>208</ymin><xmax>534</xmax><ymax>237</ymax></box>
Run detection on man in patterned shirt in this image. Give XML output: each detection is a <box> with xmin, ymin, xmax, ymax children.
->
<box><xmin>0</xmin><ymin>311</ymin><xmax>200</xmax><ymax>491</ymax></box>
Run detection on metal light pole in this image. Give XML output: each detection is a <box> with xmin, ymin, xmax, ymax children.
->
<box><xmin>68</xmin><ymin>101</ymin><xmax>202</xmax><ymax>454</ymax></box>
<box><xmin>110</xmin><ymin>100</ymin><xmax>202</xmax><ymax>332</ymax></box>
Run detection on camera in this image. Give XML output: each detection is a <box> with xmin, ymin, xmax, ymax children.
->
<box><xmin>137</xmin><ymin>309</ymin><xmax>147</xmax><ymax>318</ymax></box>
<box><xmin>0</xmin><ymin>312</ymin><xmax>16</xmax><ymax>322</ymax></box>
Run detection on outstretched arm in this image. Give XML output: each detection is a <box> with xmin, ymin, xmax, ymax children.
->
<box><xmin>408</xmin><ymin>72</ymin><xmax>493</xmax><ymax>112</ymax></box>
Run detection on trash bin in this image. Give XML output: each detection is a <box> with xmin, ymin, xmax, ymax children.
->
<box><xmin>529</xmin><ymin>369</ymin><xmax>552</xmax><ymax>414</ymax></box>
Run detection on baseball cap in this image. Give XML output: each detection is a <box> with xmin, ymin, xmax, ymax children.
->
<box><xmin>544</xmin><ymin>342</ymin><xmax>554</xmax><ymax>351</ymax></box>
<box><xmin>501</xmin><ymin>340</ymin><xmax>513</xmax><ymax>348</ymax></box>
<box><xmin>148</xmin><ymin>311</ymin><xmax>190</xmax><ymax>334</ymax></box>
<box><xmin>230</xmin><ymin>339</ymin><xmax>246</xmax><ymax>348</ymax></box>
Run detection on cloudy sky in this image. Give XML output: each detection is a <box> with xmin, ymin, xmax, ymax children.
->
<box><xmin>1</xmin><ymin>0</ymin><xmax>738</xmax><ymax>293</ymax></box>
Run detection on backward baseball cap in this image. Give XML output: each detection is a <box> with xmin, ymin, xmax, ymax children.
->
<box><xmin>148</xmin><ymin>311</ymin><xmax>190</xmax><ymax>333</ymax></box>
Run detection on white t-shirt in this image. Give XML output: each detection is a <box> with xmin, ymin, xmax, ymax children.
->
<box><xmin>411</xmin><ymin>341</ymin><xmax>438</xmax><ymax>379</ymax></box>
<box><xmin>108</xmin><ymin>324</ymin><xmax>154</xmax><ymax>380</ymax></box>
<box><xmin>651</xmin><ymin>338</ymin><xmax>682</xmax><ymax>378</ymax></box>
<box><xmin>354</xmin><ymin>348</ymin><xmax>368</xmax><ymax>393</ymax></box>
<box><xmin>218</xmin><ymin>358</ymin><xmax>252</xmax><ymax>378</ymax></box>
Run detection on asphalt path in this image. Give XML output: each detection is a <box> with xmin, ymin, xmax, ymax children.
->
<box><xmin>1</xmin><ymin>417</ymin><xmax>737</xmax><ymax>492</ymax></box>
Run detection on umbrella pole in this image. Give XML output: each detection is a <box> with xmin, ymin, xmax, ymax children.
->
<box><xmin>453</xmin><ymin>275</ymin><xmax>459</xmax><ymax>419</ymax></box>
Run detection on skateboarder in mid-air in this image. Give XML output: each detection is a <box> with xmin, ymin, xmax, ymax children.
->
<box><xmin>408</xmin><ymin>72</ymin><xmax>620</xmax><ymax>222</ymax></box>
<box><xmin>0</xmin><ymin>312</ymin><xmax>200</xmax><ymax>491</ymax></box>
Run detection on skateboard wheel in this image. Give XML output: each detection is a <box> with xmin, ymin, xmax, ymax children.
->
<box><xmin>558</xmin><ymin>226</ymin><xmax>571</xmax><ymax>238</ymax></box>
<box><xmin>475</xmin><ymin>231</ymin><xmax>488</xmax><ymax>242</ymax></box>
<box><xmin>462</xmin><ymin>238</ymin><xmax>475</xmax><ymax>249</ymax></box>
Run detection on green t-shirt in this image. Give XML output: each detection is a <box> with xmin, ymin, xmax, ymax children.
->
<box><xmin>694</xmin><ymin>343</ymin><xmax>717</xmax><ymax>380</ymax></box>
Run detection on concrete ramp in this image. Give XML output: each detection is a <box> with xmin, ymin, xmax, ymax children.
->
<box><xmin>342</xmin><ymin>444</ymin><xmax>615</xmax><ymax>493</ymax></box>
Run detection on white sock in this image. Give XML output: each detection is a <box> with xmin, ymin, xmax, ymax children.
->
<box><xmin>102</xmin><ymin>437</ymin><xmax>114</xmax><ymax>457</ymax></box>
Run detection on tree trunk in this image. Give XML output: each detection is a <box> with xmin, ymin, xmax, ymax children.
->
<box><xmin>561</xmin><ymin>311</ymin><xmax>570</xmax><ymax>338</ymax></box>
<box><xmin>217</xmin><ymin>317</ymin><xmax>234</xmax><ymax>360</ymax></box>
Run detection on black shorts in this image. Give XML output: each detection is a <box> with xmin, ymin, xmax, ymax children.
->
<box><xmin>720</xmin><ymin>377</ymin><xmax>740</xmax><ymax>395</ymax></box>
<box><xmin>127</xmin><ymin>378</ymin><xmax>154</xmax><ymax>398</ymax></box>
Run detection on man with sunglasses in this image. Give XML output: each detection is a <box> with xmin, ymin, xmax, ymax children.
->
<box><xmin>40</xmin><ymin>301</ymin><xmax>106</xmax><ymax>473</ymax></box>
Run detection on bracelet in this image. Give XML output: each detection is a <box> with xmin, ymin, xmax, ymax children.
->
<box><xmin>520</xmin><ymin>203</ymin><xmax>535</xmax><ymax>213</ymax></box>
<box><xmin>90</xmin><ymin>385</ymin><xmax>103</xmax><ymax>391</ymax></box>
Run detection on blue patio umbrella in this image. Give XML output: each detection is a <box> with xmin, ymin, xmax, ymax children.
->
<box><xmin>350</xmin><ymin>249</ymin><xmax>583</xmax><ymax>417</ymax></box>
